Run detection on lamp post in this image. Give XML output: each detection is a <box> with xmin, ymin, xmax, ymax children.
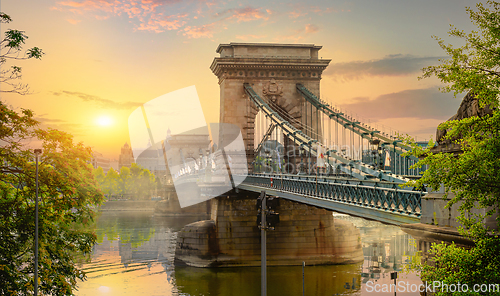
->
<box><xmin>33</xmin><ymin>149</ymin><xmax>42</xmax><ymax>296</ymax></box>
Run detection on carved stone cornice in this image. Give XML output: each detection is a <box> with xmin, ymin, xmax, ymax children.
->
<box><xmin>211</xmin><ymin>58</ymin><xmax>330</xmax><ymax>77</ymax></box>
<box><xmin>210</xmin><ymin>59</ymin><xmax>330</xmax><ymax>84</ymax></box>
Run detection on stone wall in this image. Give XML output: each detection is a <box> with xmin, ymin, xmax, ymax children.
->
<box><xmin>421</xmin><ymin>191</ymin><xmax>498</xmax><ymax>231</ymax></box>
<box><xmin>175</xmin><ymin>193</ymin><xmax>363</xmax><ymax>267</ymax></box>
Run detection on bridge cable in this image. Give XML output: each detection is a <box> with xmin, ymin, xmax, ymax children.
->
<box><xmin>244</xmin><ymin>83</ymin><xmax>412</xmax><ymax>184</ymax></box>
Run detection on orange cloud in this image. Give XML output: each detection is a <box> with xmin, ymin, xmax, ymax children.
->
<box><xmin>273</xmin><ymin>23</ymin><xmax>318</xmax><ymax>41</ymax></box>
<box><xmin>215</xmin><ymin>6</ymin><xmax>271</xmax><ymax>23</ymax></box>
<box><xmin>56</xmin><ymin>0</ymin><xmax>188</xmax><ymax>33</ymax></box>
<box><xmin>55</xmin><ymin>1</ymin><xmax>332</xmax><ymax>38</ymax></box>
<box><xmin>136</xmin><ymin>13</ymin><xmax>187</xmax><ymax>32</ymax></box>
<box><xmin>57</xmin><ymin>0</ymin><xmax>118</xmax><ymax>12</ymax></box>
<box><xmin>182</xmin><ymin>22</ymin><xmax>216</xmax><ymax>38</ymax></box>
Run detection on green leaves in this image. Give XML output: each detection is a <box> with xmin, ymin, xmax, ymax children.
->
<box><xmin>27</xmin><ymin>47</ymin><xmax>44</xmax><ymax>59</ymax></box>
<box><xmin>411</xmin><ymin>0</ymin><xmax>500</xmax><ymax>240</ymax></box>
<box><xmin>4</xmin><ymin>29</ymin><xmax>28</xmax><ymax>50</ymax></box>
<box><xmin>419</xmin><ymin>238</ymin><xmax>500</xmax><ymax>296</ymax></box>
<box><xmin>0</xmin><ymin>12</ymin><xmax>44</xmax><ymax>95</ymax></box>
<box><xmin>421</xmin><ymin>1</ymin><xmax>500</xmax><ymax>109</ymax></box>
<box><xmin>0</xmin><ymin>12</ymin><xmax>12</xmax><ymax>23</ymax></box>
<box><xmin>0</xmin><ymin>101</ymin><xmax>104</xmax><ymax>295</ymax></box>
<box><xmin>94</xmin><ymin>163</ymin><xmax>157</xmax><ymax>200</ymax></box>
<box><xmin>406</xmin><ymin>2</ymin><xmax>500</xmax><ymax>294</ymax></box>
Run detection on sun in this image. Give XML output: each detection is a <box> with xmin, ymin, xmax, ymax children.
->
<box><xmin>96</xmin><ymin>116</ymin><xmax>113</xmax><ymax>127</ymax></box>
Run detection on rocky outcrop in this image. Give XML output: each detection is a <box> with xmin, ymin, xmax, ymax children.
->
<box><xmin>433</xmin><ymin>92</ymin><xmax>494</xmax><ymax>153</ymax></box>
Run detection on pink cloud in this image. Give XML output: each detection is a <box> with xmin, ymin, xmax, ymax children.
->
<box><xmin>57</xmin><ymin>0</ymin><xmax>119</xmax><ymax>12</ymax></box>
<box><xmin>182</xmin><ymin>23</ymin><xmax>216</xmax><ymax>38</ymax></box>
<box><xmin>215</xmin><ymin>6</ymin><xmax>271</xmax><ymax>23</ymax></box>
<box><xmin>54</xmin><ymin>1</ymin><xmax>334</xmax><ymax>38</ymax></box>
<box><xmin>56</xmin><ymin>0</ymin><xmax>188</xmax><ymax>33</ymax></box>
<box><xmin>136</xmin><ymin>13</ymin><xmax>187</xmax><ymax>32</ymax></box>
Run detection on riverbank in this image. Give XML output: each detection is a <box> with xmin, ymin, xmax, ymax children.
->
<box><xmin>99</xmin><ymin>200</ymin><xmax>158</xmax><ymax>212</ymax></box>
<box><xmin>99</xmin><ymin>200</ymin><xmax>211</xmax><ymax>220</ymax></box>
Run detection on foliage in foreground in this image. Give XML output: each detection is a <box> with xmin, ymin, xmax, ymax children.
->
<box><xmin>1</xmin><ymin>11</ymin><xmax>104</xmax><ymax>295</ymax></box>
<box><xmin>0</xmin><ymin>12</ymin><xmax>43</xmax><ymax>95</ymax></box>
<box><xmin>0</xmin><ymin>103</ymin><xmax>104</xmax><ymax>294</ymax></box>
<box><xmin>405</xmin><ymin>1</ymin><xmax>500</xmax><ymax>295</ymax></box>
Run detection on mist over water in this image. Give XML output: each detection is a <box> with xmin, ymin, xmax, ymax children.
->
<box><xmin>76</xmin><ymin>211</ymin><xmax>421</xmax><ymax>296</ymax></box>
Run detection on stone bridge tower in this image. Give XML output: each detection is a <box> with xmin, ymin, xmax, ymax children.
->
<box><xmin>210</xmin><ymin>43</ymin><xmax>331</xmax><ymax>166</ymax></box>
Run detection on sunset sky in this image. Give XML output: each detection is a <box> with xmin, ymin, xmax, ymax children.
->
<box><xmin>1</xmin><ymin>0</ymin><xmax>482</xmax><ymax>159</ymax></box>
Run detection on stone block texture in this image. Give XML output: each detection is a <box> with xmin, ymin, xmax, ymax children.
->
<box><xmin>175</xmin><ymin>194</ymin><xmax>363</xmax><ymax>267</ymax></box>
<box><xmin>210</xmin><ymin>43</ymin><xmax>331</xmax><ymax>166</ymax></box>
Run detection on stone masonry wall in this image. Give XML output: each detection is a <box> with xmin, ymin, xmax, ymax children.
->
<box><xmin>175</xmin><ymin>194</ymin><xmax>363</xmax><ymax>267</ymax></box>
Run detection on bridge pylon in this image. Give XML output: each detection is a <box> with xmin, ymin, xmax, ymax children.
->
<box><xmin>210</xmin><ymin>43</ymin><xmax>331</xmax><ymax>170</ymax></box>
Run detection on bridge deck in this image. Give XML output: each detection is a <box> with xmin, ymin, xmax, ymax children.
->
<box><xmin>236</xmin><ymin>174</ymin><xmax>422</xmax><ymax>225</ymax></box>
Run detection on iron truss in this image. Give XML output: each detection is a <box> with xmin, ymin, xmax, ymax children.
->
<box><xmin>244</xmin><ymin>83</ymin><xmax>412</xmax><ymax>183</ymax></box>
<box><xmin>296</xmin><ymin>83</ymin><xmax>417</xmax><ymax>160</ymax></box>
<box><xmin>238</xmin><ymin>174</ymin><xmax>423</xmax><ymax>225</ymax></box>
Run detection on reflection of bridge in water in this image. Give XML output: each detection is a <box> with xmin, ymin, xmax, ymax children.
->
<box><xmin>337</xmin><ymin>214</ymin><xmax>418</xmax><ymax>282</ymax></box>
<box><xmin>78</xmin><ymin>211</ymin><xmax>421</xmax><ymax>296</ymax></box>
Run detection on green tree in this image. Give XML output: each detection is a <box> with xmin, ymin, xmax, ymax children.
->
<box><xmin>93</xmin><ymin>166</ymin><xmax>105</xmax><ymax>188</ymax></box>
<box><xmin>420</xmin><ymin>2</ymin><xmax>500</xmax><ymax>107</ymax></box>
<box><xmin>1</xmin><ymin>12</ymin><xmax>104</xmax><ymax>295</ymax></box>
<box><xmin>406</xmin><ymin>1</ymin><xmax>500</xmax><ymax>294</ymax></box>
<box><xmin>103</xmin><ymin>168</ymin><xmax>120</xmax><ymax>198</ymax></box>
<box><xmin>0</xmin><ymin>102</ymin><xmax>104</xmax><ymax>295</ymax></box>
<box><xmin>0</xmin><ymin>12</ymin><xmax>43</xmax><ymax>95</ymax></box>
<box><xmin>119</xmin><ymin>166</ymin><xmax>132</xmax><ymax>197</ymax></box>
<box><xmin>128</xmin><ymin>163</ymin><xmax>156</xmax><ymax>200</ymax></box>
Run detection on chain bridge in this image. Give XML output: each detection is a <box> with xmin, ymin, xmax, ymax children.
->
<box><xmin>206</xmin><ymin>43</ymin><xmax>427</xmax><ymax>226</ymax></box>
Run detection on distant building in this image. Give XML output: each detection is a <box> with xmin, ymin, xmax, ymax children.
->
<box><xmin>109</xmin><ymin>159</ymin><xmax>119</xmax><ymax>172</ymax></box>
<box><xmin>119</xmin><ymin>142</ymin><xmax>134</xmax><ymax>169</ymax></box>
<box><xmin>91</xmin><ymin>151</ymin><xmax>111</xmax><ymax>173</ymax></box>
<box><xmin>134</xmin><ymin>132</ymin><xmax>210</xmax><ymax>185</ymax></box>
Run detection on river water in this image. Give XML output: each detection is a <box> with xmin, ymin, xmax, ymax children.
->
<box><xmin>75</xmin><ymin>211</ymin><xmax>423</xmax><ymax>296</ymax></box>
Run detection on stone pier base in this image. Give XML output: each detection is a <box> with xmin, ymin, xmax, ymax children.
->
<box><xmin>175</xmin><ymin>192</ymin><xmax>363</xmax><ymax>267</ymax></box>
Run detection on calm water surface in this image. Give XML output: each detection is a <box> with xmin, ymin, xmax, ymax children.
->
<box><xmin>76</xmin><ymin>211</ymin><xmax>422</xmax><ymax>296</ymax></box>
